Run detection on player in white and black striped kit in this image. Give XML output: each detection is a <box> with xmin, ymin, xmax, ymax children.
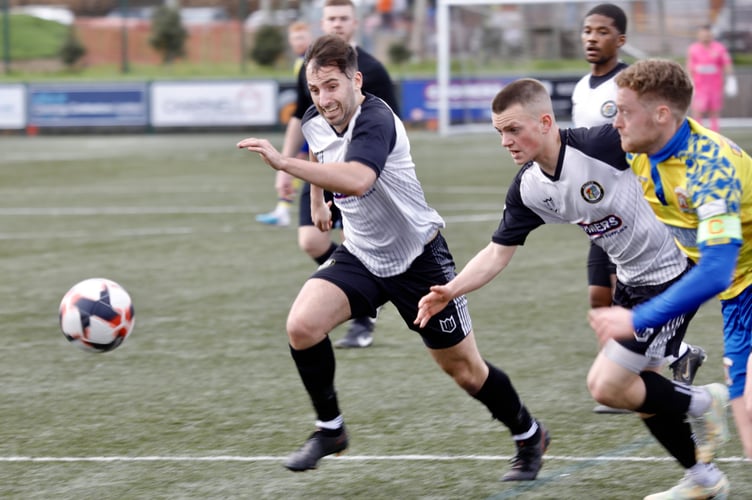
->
<box><xmin>238</xmin><ymin>34</ymin><xmax>550</xmax><ymax>480</ymax></box>
<box><xmin>572</xmin><ymin>4</ymin><xmax>706</xmax><ymax>416</ymax></box>
<box><xmin>415</xmin><ymin>79</ymin><xmax>728</xmax><ymax>495</ymax></box>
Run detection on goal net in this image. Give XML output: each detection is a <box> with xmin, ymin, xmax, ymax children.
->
<box><xmin>435</xmin><ymin>0</ymin><xmax>728</xmax><ymax>135</ymax></box>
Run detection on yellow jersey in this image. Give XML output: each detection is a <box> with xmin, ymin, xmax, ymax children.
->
<box><xmin>628</xmin><ymin>118</ymin><xmax>752</xmax><ymax>300</ymax></box>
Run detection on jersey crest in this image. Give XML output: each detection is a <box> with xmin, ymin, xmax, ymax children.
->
<box><xmin>580</xmin><ymin>181</ymin><xmax>605</xmax><ymax>203</ymax></box>
<box><xmin>600</xmin><ymin>100</ymin><xmax>617</xmax><ymax>119</ymax></box>
<box><xmin>675</xmin><ymin>186</ymin><xmax>691</xmax><ymax>212</ymax></box>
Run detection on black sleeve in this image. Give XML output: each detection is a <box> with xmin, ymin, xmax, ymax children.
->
<box><xmin>565</xmin><ymin>125</ymin><xmax>628</xmax><ymax>171</ymax></box>
<box><xmin>345</xmin><ymin>96</ymin><xmax>395</xmax><ymax>176</ymax></box>
<box><xmin>491</xmin><ymin>165</ymin><xmax>546</xmax><ymax>246</ymax></box>
<box><xmin>293</xmin><ymin>62</ymin><xmax>313</xmax><ymax>121</ymax></box>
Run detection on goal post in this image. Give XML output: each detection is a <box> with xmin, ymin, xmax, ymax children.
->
<box><xmin>433</xmin><ymin>0</ymin><xmax>752</xmax><ymax>136</ymax></box>
<box><xmin>435</xmin><ymin>0</ymin><xmax>598</xmax><ymax>136</ymax></box>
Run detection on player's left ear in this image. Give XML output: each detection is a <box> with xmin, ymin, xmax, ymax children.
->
<box><xmin>539</xmin><ymin>113</ymin><xmax>553</xmax><ymax>133</ymax></box>
<box><xmin>655</xmin><ymin>104</ymin><xmax>673</xmax><ymax>124</ymax></box>
<box><xmin>616</xmin><ymin>34</ymin><xmax>626</xmax><ymax>48</ymax></box>
<box><xmin>353</xmin><ymin>71</ymin><xmax>363</xmax><ymax>91</ymax></box>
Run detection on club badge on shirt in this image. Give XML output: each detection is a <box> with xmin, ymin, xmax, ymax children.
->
<box><xmin>581</xmin><ymin>181</ymin><xmax>605</xmax><ymax>204</ymax></box>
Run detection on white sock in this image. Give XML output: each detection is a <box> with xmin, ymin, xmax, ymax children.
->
<box><xmin>274</xmin><ymin>201</ymin><xmax>290</xmax><ymax>215</ymax></box>
<box><xmin>687</xmin><ymin>386</ymin><xmax>712</xmax><ymax>418</ymax></box>
<box><xmin>688</xmin><ymin>462</ymin><xmax>722</xmax><ymax>486</ymax></box>
<box><xmin>512</xmin><ymin>421</ymin><xmax>538</xmax><ymax>441</ymax></box>
<box><xmin>315</xmin><ymin>415</ymin><xmax>344</xmax><ymax>431</ymax></box>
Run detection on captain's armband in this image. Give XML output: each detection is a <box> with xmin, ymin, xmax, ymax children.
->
<box><xmin>697</xmin><ymin>215</ymin><xmax>742</xmax><ymax>245</ymax></box>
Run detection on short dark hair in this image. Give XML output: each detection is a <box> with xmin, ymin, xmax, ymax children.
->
<box><xmin>491</xmin><ymin>78</ymin><xmax>551</xmax><ymax>115</ymax></box>
<box><xmin>323</xmin><ymin>0</ymin><xmax>355</xmax><ymax>8</ymax></box>
<box><xmin>585</xmin><ymin>3</ymin><xmax>627</xmax><ymax>34</ymax></box>
<box><xmin>304</xmin><ymin>34</ymin><xmax>358</xmax><ymax>79</ymax></box>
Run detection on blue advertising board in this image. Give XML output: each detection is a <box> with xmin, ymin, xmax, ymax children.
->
<box><xmin>28</xmin><ymin>83</ymin><xmax>149</xmax><ymax>127</ymax></box>
<box><xmin>401</xmin><ymin>76</ymin><xmax>579</xmax><ymax>124</ymax></box>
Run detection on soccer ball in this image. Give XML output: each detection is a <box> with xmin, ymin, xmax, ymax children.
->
<box><xmin>59</xmin><ymin>278</ymin><xmax>135</xmax><ymax>353</ymax></box>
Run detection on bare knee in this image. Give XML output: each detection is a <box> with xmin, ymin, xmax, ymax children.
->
<box><xmin>451</xmin><ymin>369</ymin><xmax>478</xmax><ymax>393</ymax></box>
<box><xmin>440</xmin><ymin>360</ymin><xmax>486</xmax><ymax>394</ymax></box>
<box><xmin>298</xmin><ymin>228</ymin><xmax>331</xmax><ymax>260</ymax></box>
<box><xmin>587</xmin><ymin>365</ymin><xmax>629</xmax><ymax>407</ymax></box>
<box><xmin>286</xmin><ymin>313</ymin><xmax>324</xmax><ymax>349</ymax></box>
<box><xmin>587</xmin><ymin>374</ymin><xmax>611</xmax><ymax>405</ymax></box>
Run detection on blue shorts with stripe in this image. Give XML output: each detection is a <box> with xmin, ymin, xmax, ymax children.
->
<box><xmin>721</xmin><ymin>284</ymin><xmax>752</xmax><ymax>399</ymax></box>
<box><xmin>311</xmin><ymin>232</ymin><xmax>473</xmax><ymax>349</ymax></box>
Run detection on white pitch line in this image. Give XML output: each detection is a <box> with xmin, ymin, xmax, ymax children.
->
<box><xmin>0</xmin><ymin>206</ymin><xmax>254</xmax><ymax>216</ymax></box>
<box><xmin>0</xmin><ymin>227</ymin><xmax>198</xmax><ymax>241</ymax></box>
<box><xmin>1</xmin><ymin>455</ymin><xmax>748</xmax><ymax>463</ymax></box>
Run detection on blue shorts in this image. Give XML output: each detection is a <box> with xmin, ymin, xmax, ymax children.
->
<box><xmin>721</xmin><ymin>285</ymin><xmax>752</xmax><ymax>399</ymax></box>
<box><xmin>311</xmin><ymin>232</ymin><xmax>473</xmax><ymax>349</ymax></box>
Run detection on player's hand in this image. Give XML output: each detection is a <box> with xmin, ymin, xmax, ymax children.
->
<box><xmin>311</xmin><ymin>201</ymin><xmax>333</xmax><ymax>232</ymax></box>
<box><xmin>414</xmin><ymin>285</ymin><xmax>452</xmax><ymax>328</ymax></box>
<box><xmin>237</xmin><ymin>137</ymin><xmax>286</xmax><ymax>171</ymax></box>
<box><xmin>588</xmin><ymin>306</ymin><xmax>636</xmax><ymax>344</ymax></box>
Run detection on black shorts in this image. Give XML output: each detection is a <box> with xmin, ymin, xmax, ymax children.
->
<box><xmin>587</xmin><ymin>242</ymin><xmax>616</xmax><ymax>287</ymax></box>
<box><xmin>298</xmin><ymin>182</ymin><xmax>343</xmax><ymax>229</ymax></box>
<box><xmin>612</xmin><ymin>260</ymin><xmax>695</xmax><ymax>359</ymax></box>
<box><xmin>310</xmin><ymin>232</ymin><xmax>473</xmax><ymax>349</ymax></box>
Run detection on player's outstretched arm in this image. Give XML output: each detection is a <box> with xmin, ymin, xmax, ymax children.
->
<box><xmin>237</xmin><ymin>137</ymin><xmax>287</xmax><ymax>171</ymax></box>
<box><xmin>239</xmin><ymin>137</ymin><xmax>376</xmax><ymax>195</ymax></box>
<box><xmin>414</xmin><ymin>242</ymin><xmax>517</xmax><ymax>328</ymax></box>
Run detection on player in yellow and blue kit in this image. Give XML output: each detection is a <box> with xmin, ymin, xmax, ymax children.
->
<box><xmin>589</xmin><ymin>58</ymin><xmax>751</xmax><ymax>499</ymax></box>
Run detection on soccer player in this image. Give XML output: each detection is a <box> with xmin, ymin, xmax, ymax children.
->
<box><xmin>271</xmin><ymin>0</ymin><xmax>400</xmax><ymax>349</ymax></box>
<box><xmin>590</xmin><ymin>58</ymin><xmax>752</xmax><ymax>496</ymax></box>
<box><xmin>572</xmin><ymin>3</ymin><xmax>707</xmax><ymax>415</ymax></box>
<box><xmin>256</xmin><ymin>21</ymin><xmax>313</xmax><ymax>227</ymax></box>
<box><xmin>414</xmin><ymin>78</ymin><xmax>730</xmax><ymax>500</ymax></box>
<box><xmin>237</xmin><ymin>34</ymin><xmax>549</xmax><ymax>481</ymax></box>
<box><xmin>571</xmin><ymin>3</ymin><xmax>628</xmax><ymax>132</ymax></box>
<box><xmin>686</xmin><ymin>25</ymin><xmax>734</xmax><ymax>132</ymax></box>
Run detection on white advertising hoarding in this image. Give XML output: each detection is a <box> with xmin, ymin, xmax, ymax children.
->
<box><xmin>0</xmin><ymin>85</ymin><xmax>26</xmax><ymax>129</ymax></box>
<box><xmin>151</xmin><ymin>80</ymin><xmax>278</xmax><ymax>127</ymax></box>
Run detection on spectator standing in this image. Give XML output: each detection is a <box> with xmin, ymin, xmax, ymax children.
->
<box><xmin>686</xmin><ymin>25</ymin><xmax>735</xmax><ymax>132</ymax></box>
